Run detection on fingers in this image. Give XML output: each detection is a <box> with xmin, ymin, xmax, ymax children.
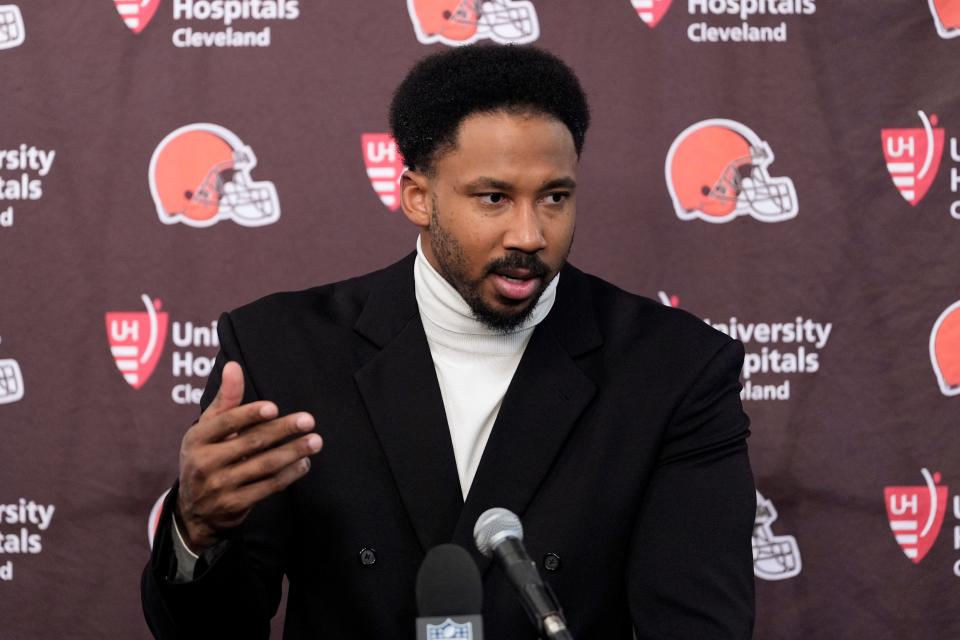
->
<box><xmin>192</xmin><ymin>399</ymin><xmax>280</xmax><ymax>445</ymax></box>
<box><xmin>209</xmin><ymin>411</ymin><xmax>316</xmax><ymax>466</ymax></box>
<box><xmin>201</xmin><ymin>361</ymin><xmax>246</xmax><ymax>420</ymax></box>
<box><xmin>177</xmin><ymin>425</ymin><xmax>322</xmax><ymax>547</ymax></box>
<box><xmin>222</xmin><ymin>432</ymin><xmax>323</xmax><ymax>488</ymax></box>
<box><xmin>229</xmin><ymin>454</ymin><xmax>316</xmax><ymax>513</ymax></box>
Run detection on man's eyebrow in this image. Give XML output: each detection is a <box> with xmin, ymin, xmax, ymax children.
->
<box><xmin>541</xmin><ymin>177</ymin><xmax>577</xmax><ymax>191</ymax></box>
<box><xmin>463</xmin><ymin>177</ymin><xmax>514</xmax><ymax>191</ymax></box>
<box><xmin>462</xmin><ymin>176</ymin><xmax>578</xmax><ymax>191</ymax></box>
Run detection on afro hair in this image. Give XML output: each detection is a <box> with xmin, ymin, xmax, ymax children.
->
<box><xmin>389</xmin><ymin>44</ymin><xmax>590</xmax><ymax>174</ymax></box>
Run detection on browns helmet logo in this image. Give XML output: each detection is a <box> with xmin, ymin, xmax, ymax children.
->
<box><xmin>149</xmin><ymin>123</ymin><xmax>281</xmax><ymax>228</ymax></box>
<box><xmin>407</xmin><ymin>0</ymin><xmax>540</xmax><ymax>46</ymax></box>
<box><xmin>929</xmin><ymin>0</ymin><xmax>960</xmax><ymax>39</ymax></box>
<box><xmin>0</xmin><ymin>357</ymin><xmax>24</xmax><ymax>404</ymax></box>
<box><xmin>931</xmin><ymin>300</ymin><xmax>960</xmax><ymax>396</ymax></box>
<box><xmin>753</xmin><ymin>491</ymin><xmax>802</xmax><ymax>581</ymax></box>
<box><xmin>0</xmin><ymin>4</ymin><xmax>25</xmax><ymax>49</ymax></box>
<box><xmin>113</xmin><ymin>0</ymin><xmax>161</xmax><ymax>34</ymax></box>
<box><xmin>631</xmin><ymin>0</ymin><xmax>672</xmax><ymax>28</ymax></box>
<box><xmin>666</xmin><ymin>119</ymin><xmax>798</xmax><ymax>223</ymax></box>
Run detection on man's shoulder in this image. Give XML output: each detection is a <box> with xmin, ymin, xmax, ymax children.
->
<box><xmin>564</xmin><ymin>264</ymin><xmax>733</xmax><ymax>357</ymax></box>
<box><xmin>227</xmin><ymin>253</ymin><xmax>414</xmax><ymax>330</ymax></box>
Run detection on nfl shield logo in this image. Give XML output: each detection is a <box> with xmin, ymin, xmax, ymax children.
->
<box><xmin>426</xmin><ymin>618</ymin><xmax>473</xmax><ymax>639</ymax></box>
<box><xmin>105</xmin><ymin>294</ymin><xmax>168</xmax><ymax>389</ymax></box>
<box><xmin>884</xmin><ymin>468</ymin><xmax>948</xmax><ymax>564</ymax></box>
<box><xmin>630</xmin><ymin>0</ymin><xmax>672</xmax><ymax>28</ymax></box>
<box><xmin>881</xmin><ymin>111</ymin><xmax>945</xmax><ymax>206</ymax></box>
<box><xmin>362</xmin><ymin>133</ymin><xmax>405</xmax><ymax>212</ymax></box>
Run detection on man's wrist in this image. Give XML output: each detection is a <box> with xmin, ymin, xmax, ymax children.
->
<box><xmin>171</xmin><ymin>512</ymin><xmax>200</xmax><ymax>560</ymax></box>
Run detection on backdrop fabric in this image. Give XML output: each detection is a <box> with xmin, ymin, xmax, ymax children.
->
<box><xmin>1</xmin><ymin>2</ymin><xmax>959</xmax><ymax>638</ymax></box>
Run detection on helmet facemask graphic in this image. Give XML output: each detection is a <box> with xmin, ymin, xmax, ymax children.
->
<box><xmin>476</xmin><ymin>0</ymin><xmax>537</xmax><ymax>41</ymax></box>
<box><xmin>149</xmin><ymin>124</ymin><xmax>281</xmax><ymax>228</ymax></box>
<box><xmin>731</xmin><ymin>143</ymin><xmax>797</xmax><ymax>220</ymax></box>
<box><xmin>0</xmin><ymin>4</ymin><xmax>25</xmax><ymax>50</ymax></box>
<box><xmin>752</xmin><ymin>491</ymin><xmax>802</xmax><ymax>581</ymax></box>
<box><xmin>667</xmin><ymin>119</ymin><xmax>799</xmax><ymax>224</ymax></box>
<box><xmin>407</xmin><ymin>0</ymin><xmax>539</xmax><ymax>46</ymax></box>
<box><xmin>215</xmin><ymin>148</ymin><xmax>280</xmax><ymax>225</ymax></box>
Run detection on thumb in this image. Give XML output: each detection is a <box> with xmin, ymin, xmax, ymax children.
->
<box><xmin>202</xmin><ymin>361</ymin><xmax>245</xmax><ymax>418</ymax></box>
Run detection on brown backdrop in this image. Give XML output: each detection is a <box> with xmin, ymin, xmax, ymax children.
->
<box><xmin>2</xmin><ymin>1</ymin><xmax>959</xmax><ymax>637</ymax></box>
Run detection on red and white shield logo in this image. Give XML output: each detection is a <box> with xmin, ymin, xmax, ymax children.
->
<box><xmin>884</xmin><ymin>469</ymin><xmax>948</xmax><ymax>564</ymax></box>
<box><xmin>105</xmin><ymin>294</ymin><xmax>168</xmax><ymax>389</ymax></box>
<box><xmin>362</xmin><ymin>133</ymin><xmax>404</xmax><ymax>212</ymax></box>
<box><xmin>113</xmin><ymin>0</ymin><xmax>161</xmax><ymax>34</ymax></box>
<box><xmin>630</xmin><ymin>0</ymin><xmax>672</xmax><ymax>28</ymax></box>
<box><xmin>881</xmin><ymin>111</ymin><xmax>945</xmax><ymax>206</ymax></box>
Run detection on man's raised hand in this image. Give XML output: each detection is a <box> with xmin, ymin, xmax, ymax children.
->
<box><xmin>175</xmin><ymin>361</ymin><xmax>322</xmax><ymax>552</ymax></box>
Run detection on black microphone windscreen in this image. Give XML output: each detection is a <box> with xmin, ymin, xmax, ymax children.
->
<box><xmin>415</xmin><ymin>543</ymin><xmax>483</xmax><ymax>617</ymax></box>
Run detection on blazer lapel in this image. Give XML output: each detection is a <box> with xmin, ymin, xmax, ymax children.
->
<box><xmin>353</xmin><ymin>255</ymin><xmax>464</xmax><ymax>553</ymax></box>
<box><xmin>451</xmin><ymin>265</ymin><xmax>602</xmax><ymax>571</ymax></box>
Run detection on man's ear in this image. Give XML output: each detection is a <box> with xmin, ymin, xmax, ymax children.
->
<box><xmin>399</xmin><ymin>169</ymin><xmax>431</xmax><ymax>228</ymax></box>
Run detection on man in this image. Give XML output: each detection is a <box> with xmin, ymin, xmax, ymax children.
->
<box><xmin>142</xmin><ymin>45</ymin><xmax>756</xmax><ymax>638</ymax></box>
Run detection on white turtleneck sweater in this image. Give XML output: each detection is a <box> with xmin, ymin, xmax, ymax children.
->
<box><xmin>414</xmin><ymin>236</ymin><xmax>557</xmax><ymax>498</ymax></box>
<box><xmin>172</xmin><ymin>242</ymin><xmax>558</xmax><ymax>576</ymax></box>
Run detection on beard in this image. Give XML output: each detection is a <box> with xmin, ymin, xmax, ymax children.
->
<box><xmin>428</xmin><ymin>201</ymin><xmax>555</xmax><ymax>333</ymax></box>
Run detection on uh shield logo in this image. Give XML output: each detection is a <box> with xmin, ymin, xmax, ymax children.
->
<box><xmin>931</xmin><ymin>299</ymin><xmax>960</xmax><ymax>396</ymax></box>
<box><xmin>105</xmin><ymin>294</ymin><xmax>168</xmax><ymax>389</ymax></box>
<box><xmin>630</xmin><ymin>0</ymin><xmax>672</xmax><ymax>28</ymax></box>
<box><xmin>362</xmin><ymin>134</ymin><xmax>405</xmax><ymax>212</ymax></box>
<box><xmin>113</xmin><ymin>0</ymin><xmax>162</xmax><ymax>34</ymax></box>
<box><xmin>0</xmin><ymin>4</ymin><xmax>25</xmax><ymax>50</ymax></box>
<box><xmin>885</xmin><ymin>469</ymin><xmax>948</xmax><ymax>564</ymax></box>
<box><xmin>881</xmin><ymin>110</ymin><xmax>945</xmax><ymax>206</ymax></box>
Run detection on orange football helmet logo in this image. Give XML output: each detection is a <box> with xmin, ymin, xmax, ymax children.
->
<box><xmin>666</xmin><ymin>119</ymin><xmax>798</xmax><ymax>223</ymax></box>
<box><xmin>931</xmin><ymin>300</ymin><xmax>960</xmax><ymax>396</ymax></box>
<box><xmin>149</xmin><ymin>123</ymin><xmax>280</xmax><ymax>228</ymax></box>
<box><xmin>929</xmin><ymin>0</ymin><xmax>960</xmax><ymax>39</ymax></box>
<box><xmin>407</xmin><ymin>0</ymin><xmax>539</xmax><ymax>46</ymax></box>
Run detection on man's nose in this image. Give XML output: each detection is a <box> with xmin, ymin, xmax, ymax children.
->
<box><xmin>503</xmin><ymin>201</ymin><xmax>547</xmax><ymax>253</ymax></box>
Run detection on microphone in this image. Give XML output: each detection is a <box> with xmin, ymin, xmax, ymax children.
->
<box><xmin>415</xmin><ymin>543</ymin><xmax>485</xmax><ymax>640</ymax></box>
<box><xmin>473</xmin><ymin>508</ymin><xmax>574</xmax><ymax>640</ymax></box>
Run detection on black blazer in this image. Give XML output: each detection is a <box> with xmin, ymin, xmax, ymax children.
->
<box><xmin>142</xmin><ymin>254</ymin><xmax>755</xmax><ymax>639</ymax></box>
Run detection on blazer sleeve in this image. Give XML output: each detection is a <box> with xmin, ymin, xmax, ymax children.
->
<box><xmin>627</xmin><ymin>339</ymin><xmax>756</xmax><ymax>639</ymax></box>
<box><xmin>141</xmin><ymin>312</ymin><xmax>291</xmax><ymax>639</ymax></box>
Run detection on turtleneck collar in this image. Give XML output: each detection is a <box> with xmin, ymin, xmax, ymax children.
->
<box><xmin>414</xmin><ymin>235</ymin><xmax>558</xmax><ymax>354</ymax></box>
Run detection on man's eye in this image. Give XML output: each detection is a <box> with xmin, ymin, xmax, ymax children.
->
<box><xmin>542</xmin><ymin>192</ymin><xmax>569</xmax><ymax>205</ymax></box>
<box><xmin>479</xmin><ymin>193</ymin><xmax>505</xmax><ymax>205</ymax></box>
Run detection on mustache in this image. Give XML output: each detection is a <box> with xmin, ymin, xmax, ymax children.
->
<box><xmin>485</xmin><ymin>252</ymin><xmax>551</xmax><ymax>278</ymax></box>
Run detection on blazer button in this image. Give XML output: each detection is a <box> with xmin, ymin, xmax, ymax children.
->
<box><xmin>543</xmin><ymin>552</ymin><xmax>561</xmax><ymax>572</ymax></box>
<box><xmin>359</xmin><ymin>547</ymin><xmax>377</xmax><ymax>566</ymax></box>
